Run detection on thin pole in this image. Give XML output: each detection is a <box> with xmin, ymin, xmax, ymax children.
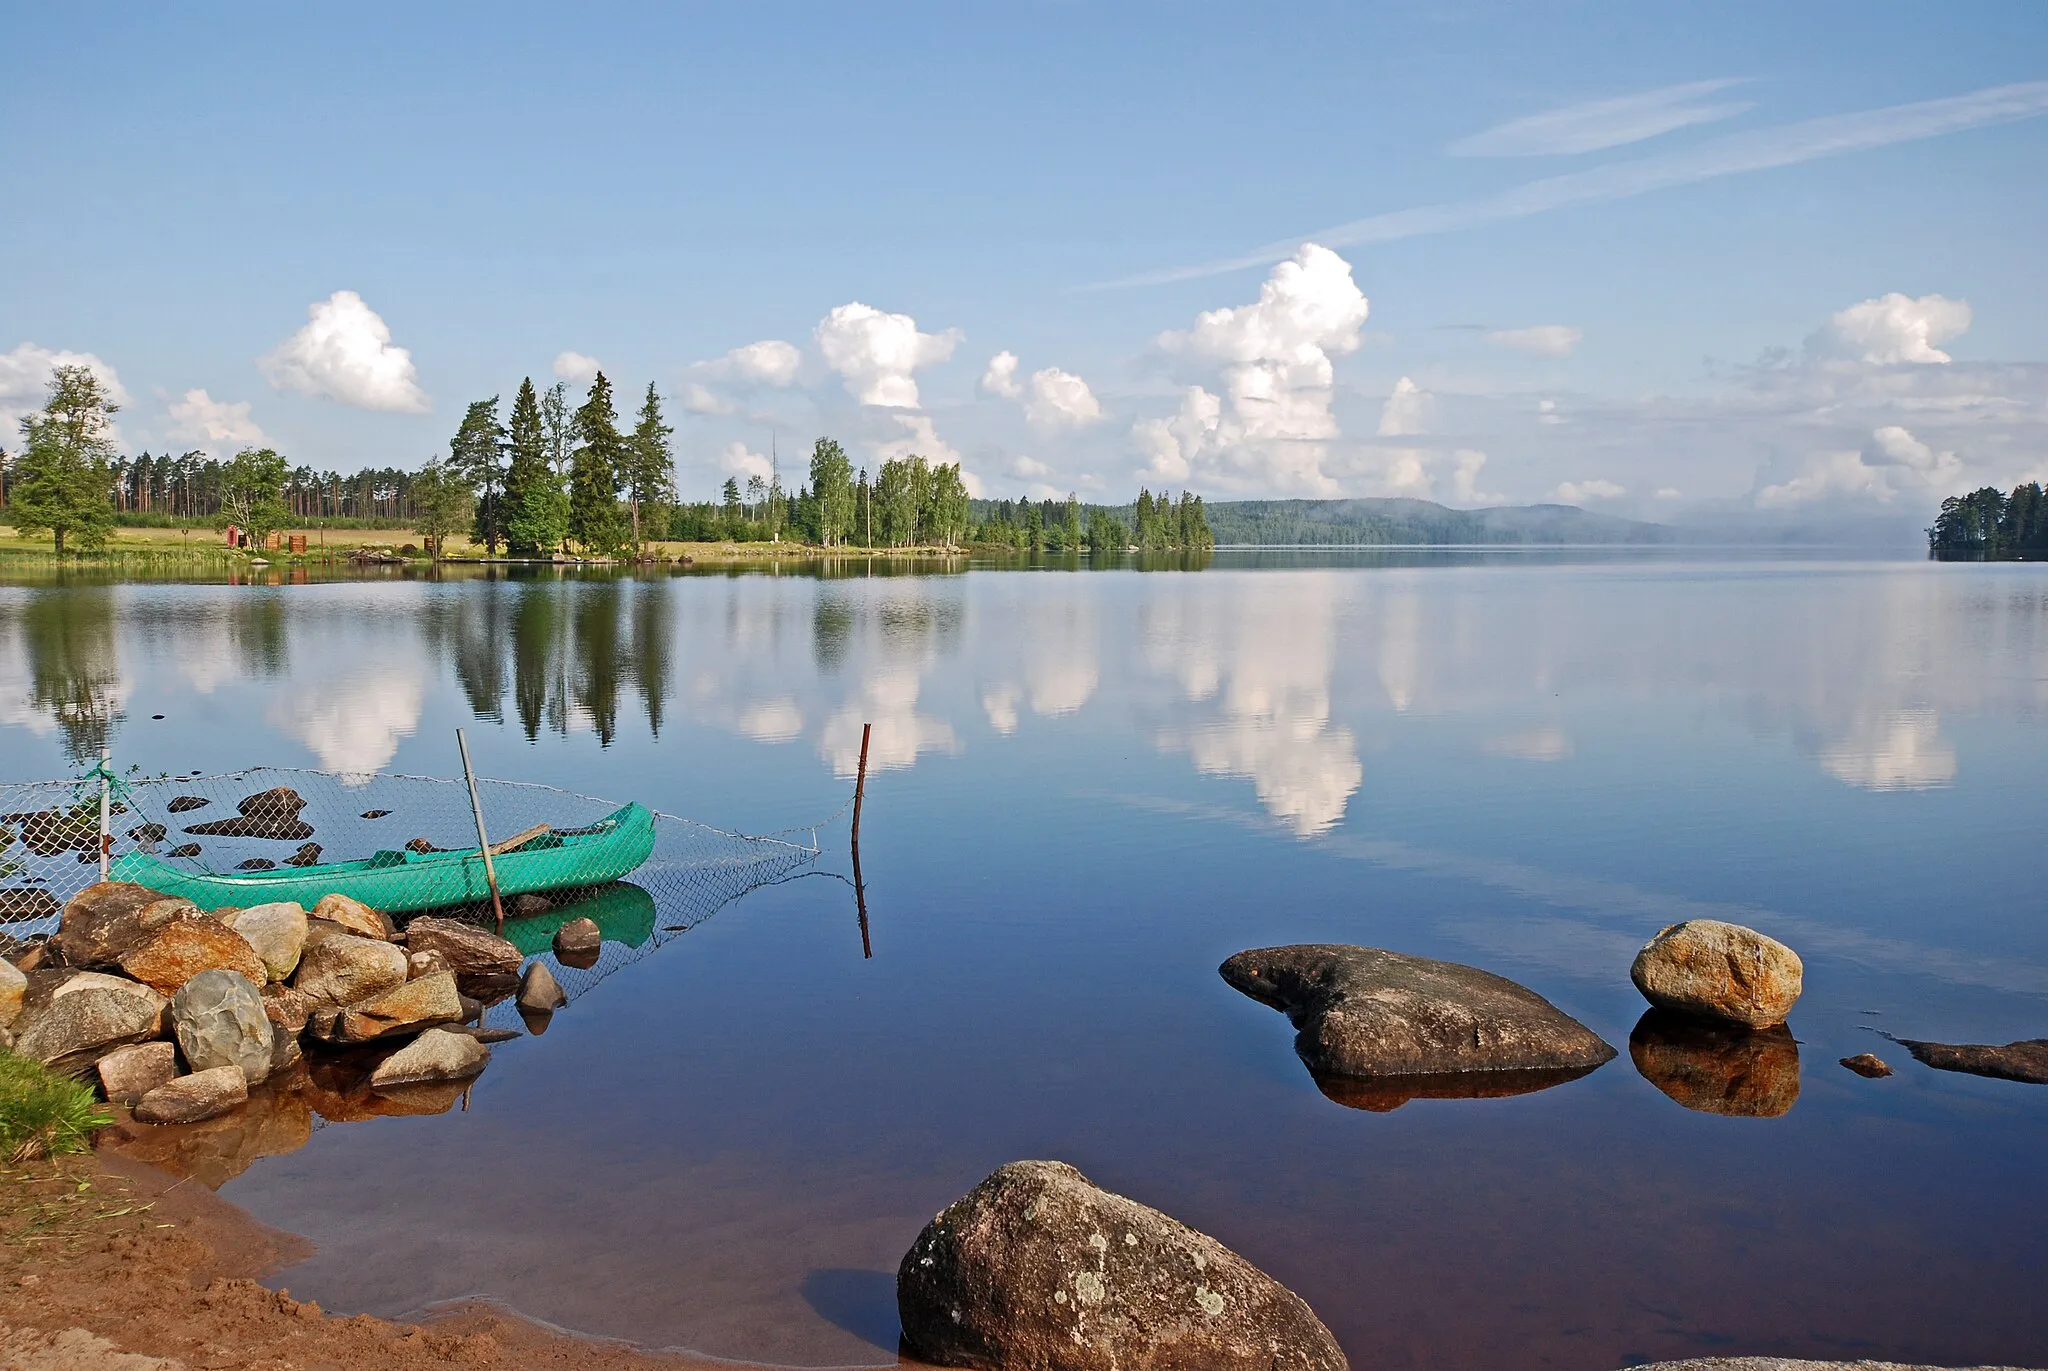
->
<box><xmin>456</xmin><ymin>728</ymin><xmax>507</xmax><ymax>930</ymax></box>
<box><xmin>97</xmin><ymin>747</ymin><xmax>112</xmax><ymax>883</ymax></box>
<box><xmin>851</xmin><ymin>722</ymin><xmax>872</xmax><ymax>847</ymax></box>
<box><xmin>852</xmin><ymin>840</ymin><xmax>871</xmax><ymax>960</ymax></box>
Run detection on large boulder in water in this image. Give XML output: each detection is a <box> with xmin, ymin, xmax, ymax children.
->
<box><xmin>1629</xmin><ymin>1010</ymin><xmax>1800</xmax><ymax>1117</ymax></box>
<box><xmin>51</xmin><ymin>882</ymin><xmax>199</xmax><ymax>969</ymax></box>
<box><xmin>1630</xmin><ymin>920</ymin><xmax>1802</xmax><ymax>1029</ymax></box>
<box><xmin>310</xmin><ymin>970</ymin><xmax>463</xmax><ymax>1044</ymax></box>
<box><xmin>899</xmin><ymin>1160</ymin><xmax>1347</xmax><ymax>1371</ymax></box>
<box><xmin>368</xmin><ymin>1027</ymin><xmax>490</xmax><ymax>1088</ymax></box>
<box><xmin>403</xmin><ymin>917</ymin><xmax>523</xmax><ymax>977</ymax></box>
<box><xmin>1219</xmin><ymin>945</ymin><xmax>1614</xmax><ymax>1108</ymax></box>
<box><xmin>116</xmin><ymin>916</ymin><xmax>266</xmax><ymax>995</ymax></box>
<box><xmin>171</xmin><ymin>968</ymin><xmax>273</xmax><ymax>1085</ymax></box>
<box><xmin>13</xmin><ymin>974</ymin><xmax>169</xmax><ymax>1075</ymax></box>
<box><xmin>292</xmin><ymin>932</ymin><xmax>407</xmax><ymax>1006</ymax></box>
<box><xmin>133</xmin><ymin>1065</ymin><xmax>248</xmax><ymax>1125</ymax></box>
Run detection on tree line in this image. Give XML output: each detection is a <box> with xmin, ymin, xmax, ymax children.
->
<box><xmin>3</xmin><ymin>362</ymin><xmax>1212</xmax><ymax>556</ymax></box>
<box><xmin>1928</xmin><ymin>483</ymin><xmax>2048</xmax><ymax>558</ymax></box>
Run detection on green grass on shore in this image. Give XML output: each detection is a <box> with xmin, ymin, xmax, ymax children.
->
<box><xmin>0</xmin><ymin>1051</ymin><xmax>111</xmax><ymax>1164</ymax></box>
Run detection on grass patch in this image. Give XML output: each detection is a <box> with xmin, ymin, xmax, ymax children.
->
<box><xmin>0</xmin><ymin>1051</ymin><xmax>111</xmax><ymax>1163</ymax></box>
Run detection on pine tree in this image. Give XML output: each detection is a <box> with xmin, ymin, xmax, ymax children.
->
<box><xmin>568</xmin><ymin>373</ymin><xmax>627</xmax><ymax>555</ymax></box>
<box><xmin>448</xmin><ymin>396</ymin><xmax>506</xmax><ymax>554</ymax></box>
<box><xmin>504</xmin><ymin>378</ymin><xmax>568</xmax><ymax>557</ymax></box>
<box><xmin>624</xmin><ymin>383</ymin><xmax>675</xmax><ymax>549</ymax></box>
<box><xmin>10</xmin><ymin>365</ymin><xmax>119</xmax><ymax>554</ymax></box>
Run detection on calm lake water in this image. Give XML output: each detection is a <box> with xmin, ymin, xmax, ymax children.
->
<box><xmin>3</xmin><ymin>551</ymin><xmax>2046</xmax><ymax>1370</ymax></box>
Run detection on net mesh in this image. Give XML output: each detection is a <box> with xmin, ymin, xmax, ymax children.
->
<box><xmin>0</xmin><ymin>763</ymin><xmax>834</xmax><ymax>1023</ymax></box>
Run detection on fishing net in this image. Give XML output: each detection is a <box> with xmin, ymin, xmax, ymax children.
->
<box><xmin>0</xmin><ymin>762</ymin><xmax>834</xmax><ymax>1023</ymax></box>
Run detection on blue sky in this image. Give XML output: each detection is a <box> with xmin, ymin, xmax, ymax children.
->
<box><xmin>4</xmin><ymin>1</ymin><xmax>2045</xmax><ymax>523</ymax></box>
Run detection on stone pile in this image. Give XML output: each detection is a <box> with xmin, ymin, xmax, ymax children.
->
<box><xmin>0</xmin><ymin>879</ymin><xmax>582</xmax><ymax>1131</ymax></box>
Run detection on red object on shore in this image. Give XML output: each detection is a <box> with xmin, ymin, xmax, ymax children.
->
<box><xmin>223</xmin><ymin>525</ymin><xmax>240</xmax><ymax>547</ymax></box>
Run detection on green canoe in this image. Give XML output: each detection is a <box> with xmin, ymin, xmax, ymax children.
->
<box><xmin>108</xmin><ymin>803</ymin><xmax>657</xmax><ymax>914</ymax></box>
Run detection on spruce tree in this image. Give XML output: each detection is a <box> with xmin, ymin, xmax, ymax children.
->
<box><xmin>568</xmin><ymin>373</ymin><xmax>627</xmax><ymax>555</ymax></box>
<box><xmin>504</xmin><ymin>378</ymin><xmax>568</xmax><ymax>557</ymax></box>
<box><xmin>449</xmin><ymin>396</ymin><xmax>506</xmax><ymax>554</ymax></box>
<box><xmin>624</xmin><ymin>382</ymin><xmax>675</xmax><ymax>548</ymax></box>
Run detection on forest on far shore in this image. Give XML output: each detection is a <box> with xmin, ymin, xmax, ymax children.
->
<box><xmin>1927</xmin><ymin>483</ymin><xmax>2048</xmax><ymax>558</ymax></box>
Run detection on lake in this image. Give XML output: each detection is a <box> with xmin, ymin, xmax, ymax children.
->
<box><xmin>2</xmin><ymin>551</ymin><xmax>2045</xmax><ymax>1370</ymax></box>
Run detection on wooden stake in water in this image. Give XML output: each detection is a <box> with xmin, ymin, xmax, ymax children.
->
<box><xmin>851</xmin><ymin>721</ymin><xmax>872</xmax><ymax>848</ymax></box>
<box><xmin>97</xmin><ymin>747</ymin><xmax>112</xmax><ymax>883</ymax></box>
<box><xmin>456</xmin><ymin>728</ymin><xmax>507</xmax><ymax>931</ymax></box>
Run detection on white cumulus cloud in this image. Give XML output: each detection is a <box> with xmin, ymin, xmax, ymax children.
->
<box><xmin>1</xmin><ymin>343</ymin><xmax>128</xmax><ymax>436</ymax></box>
<box><xmin>1450</xmin><ymin>450</ymin><xmax>1502</xmax><ymax>504</ymax></box>
<box><xmin>1551</xmin><ymin>478</ymin><xmax>1626</xmax><ymax>502</ymax></box>
<box><xmin>724</xmin><ymin>339</ymin><xmax>802</xmax><ymax>387</ymax></box>
<box><xmin>1451</xmin><ymin>79</ymin><xmax>1754</xmax><ymax>157</ymax></box>
<box><xmin>815</xmin><ymin>302</ymin><xmax>960</xmax><ymax>408</ymax></box>
<box><xmin>165</xmin><ymin>389</ymin><xmax>266</xmax><ymax>451</ymax></box>
<box><xmin>260</xmin><ymin>291</ymin><xmax>429</xmax><ymax>413</ymax></box>
<box><xmin>1024</xmin><ymin>367</ymin><xmax>1103</xmax><ymax>430</ymax></box>
<box><xmin>1813</xmin><ymin>292</ymin><xmax>1972</xmax><ymax>365</ymax></box>
<box><xmin>981</xmin><ymin>351</ymin><xmax>1022</xmax><ymax>399</ymax></box>
<box><xmin>680</xmin><ymin>382</ymin><xmax>735</xmax><ymax>416</ymax></box>
<box><xmin>553</xmin><ymin>351</ymin><xmax>602</xmax><ymax>384</ymax></box>
<box><xmin>1138</xmin><ymin>243</ymin><xmax>1370</xmax><ymax>494</ymax></box>
<box><xmin>1486</xmin><ymin>325</ymin><xmax>1583</xmax><ymax>357</ymax></box>
<box><xmin>717</xmin><ymin>441</ymin><xmax>773</xmax><ymax>485</ymax></box>
<box><xmin>1376</xmin><ymin>376</ymin><xmax>1432</xmax><ymax>436</ymax></box>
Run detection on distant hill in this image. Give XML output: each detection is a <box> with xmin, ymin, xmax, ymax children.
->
<box><xmin>1197</xmin><ymin>498</ymin><xmax>1670</xmax><ymax>546</ymax></box>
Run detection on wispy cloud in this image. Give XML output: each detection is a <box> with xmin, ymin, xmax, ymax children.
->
<box><xmin>1100</xmin><ymin>82</ymin><xmax>2048</xmax><ymax>288</ymax></box>
<box><xmin>1450</xmin><ymin>78</ymin><xmax>1753</xmax><ymax>157</ymax></box>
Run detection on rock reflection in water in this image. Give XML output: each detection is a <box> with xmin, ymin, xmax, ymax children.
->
<box><xmin>1629</xmin><ymin>1010</ymin><xmax>1801</xmax><ymax>1117</ymax></box>
<box><xmin>1310</xmin><ymin>1064</ymin><xmax>1607</xmax><ymax>1113</ymax></box>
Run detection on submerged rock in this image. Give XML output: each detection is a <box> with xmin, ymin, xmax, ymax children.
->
<box><xmin>368</xmin><ymin>1026</ymin><xmax>490</xmax><ymax>1088</ymax></box>
<box><xmin>552</xmin><ymin>916</ymin><xmax>601</xmax><ymax>961</ymax></box>
<box><xmin>14</xmin><ymin>976</ymin><xmax>169</xmax><ymax>1075</ymax></box>
<box><xmin>165</xmin><ymin>795</ymin><xmax>209</xmax><ymax>813</ymax></box>
<box><xmin>1840</xmin><ymin>1052</ymin><xmax>1895</xmax><ymax>1079</ymax></box>
<box><xmin>513</xmin><ymin>893</ymin><xmax>553</xmax><ymax>919</ymax></box>
<box><xmin>1893</xmin><ymin>1036</ymin><xmax>2048</xmax><ymax>1085</ymax></box>
<box><xmin>310</xmin><ymin>893</ymin><xmax>394</xmax><ymax>941</ymax></box>
<box><xmin>221</xmin><ymin>902</ymin><xmax>308</xmax><ymax>982</ymax></box>
<box><xmin>117</xmin><ymin>916</ymin><xmax>266</xmax><ymax>995</ymax></box>
<box><xmin>898</xmin><ymin>1159</ymin><xmax>1348</xmax><ymax>1371</ymax></box>
<box><xmin>183</xmin><ymin>787</ymin><xmax>314</xmax><ymax>840</ymax></box>
<box><xmin>404</xmin><ymin>917</ymin><xmax>523</xmax><ymax>977</ymax></box>
<box><xmin>97</xmin><ymin>1041</ymin><xmax>180</xmax><ymax>1105</ymax></box>
<box><xmin>1630</xmin><ymin>920</ymin><xmax>1802</xmax><ymax>1029</ymax></box>
<box><xmin>282</xmin><ymin>842</ymin><xmax>324</xmax><ymax>867</ymax></box>
<box><xmin>1219</xmin><ymin>945</ymin><xmax>1614</xmax><ymax>1105</ymax></box>
<box><xmin>52</xmin><ymin>882</ymin><xmax>199</xmax><ymax>969</ymax></box>
<box><xmin>133</xmin><ymin>1065</ymin><xmax>248</xmax><ymax>1125</ymax></box>
<box><xmin>171</xmin><ymin>969</ymin><xmax>273</xmax><ymax>1085</ymax></box>
<box><xmin>516</xmin><ymin>960</ymin><xmax>566</xmax><ymax>1013</ymax></box>
<box><xmin>1629</xmin><ymin>1010</ymin><xmax>1800</xmax><ymax>1117</ymax></box>
<box><xmin>292</xmin><ymin>932</ymin><xmax>407</xmax><ymax>1007</ymax></box>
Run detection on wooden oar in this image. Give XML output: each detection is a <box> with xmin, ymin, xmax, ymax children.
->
<box><xmin>487</xmin><ymin>823</ymin><xmax>552</xmax><ymax>856</ymax></box>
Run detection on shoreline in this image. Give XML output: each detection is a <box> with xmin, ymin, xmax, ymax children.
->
<box><xmin>0</xmin><ymin>1146</ymin><xmax>902</xmax><ymax>1371</ymax></box>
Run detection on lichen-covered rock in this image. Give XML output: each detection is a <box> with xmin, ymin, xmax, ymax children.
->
<box><xmin>368</xmin><ymin>1027</ymin><xmax>490</xmax><ymax>1088</ymax></box>
<box><xmin>898</xmin><ymin>1159</ymin><xmax>1348</xmax><ymax>1371</ymax></box>
<box><xmin>310</xmin><ymin>892</ymin><xmax>394</xmax><ymax>941</ymax></box>
<box><xmin>1219</xmin><ymin>945</ymin><xmax>1614</xmax><ymax>1108</ymax></box>
<box><xmin>516</xmin><ymin>960</ymin><xmax>565</xmax><ymax>1013</ymax></box>
<box><xmin>312</xmin><ymin>970</ymin><xmax>463</xmax><ymax>1044</ymax></box>
<box><xmin>1629</xmin><ymin>1011</ymin><xmax>1799</xmax><ymax>1117</ymax></box>
<box><xmin>97</xmin><ymin>1041</ymin><xmax>180</xmax><ymax>1105</ymax></box>
<box><xmin>171</xmin><ymin>969</ymin><xmax>273</xmax><ymax>1085</ymax></box>
<box><xmin>1894</xmin><ymin>1036</ymin><xmax>2048</xmax><ymax>1085</ymax></box>
<box><xmin>403</xmin><ymin>917</ymin><xmax>522</xmax><ymax>977</ymax></box>
<box><xmin>52</xmin><ymin>882</ymin><xmax>199</xmax><ymax>969</ymax></box>
<box><xmin>133</xmin><ymin>1065</ymin><xmax>248</xmax><ymax>1125</ymax></box>
<box><xmin>116</xmin><ymin>917</ymin><xmax>266</xmax><ymax>995</ymax></box>
<box><xmin>0</xmin><ymin>957</ymin><xmax>23</xmax><ymax>1029</ymax></box>
<box><xmin>292</xmin><ymin>931</ymin><xmax>407</xmax><ymax>1006</ymax></box>
<box><xmin>1630</xmin><ymin>920</ymin><xmax>1802</xmax><ymax>1029</ymax></box>
<box><xmin>13</xmin><ymin>976</ymin><xmax>169</xmax><ymax>1075</ymax></box>
<box><xmin>221</xmin><ymin>902</ymin><xmax>307</xmax><ymax>981</ymax></box>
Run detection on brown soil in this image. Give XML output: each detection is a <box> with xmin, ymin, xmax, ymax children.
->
<box><xmin>0</xmin><ymin>1148</ymin><xmax>815</xmax><ymax>1371</ymax></box>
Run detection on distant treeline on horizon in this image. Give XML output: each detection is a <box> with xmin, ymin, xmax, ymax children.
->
<box><xmin>1927</xmin><ymin>483</ymin><xmax>2048</xmax><ymax>560</ymax></box>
